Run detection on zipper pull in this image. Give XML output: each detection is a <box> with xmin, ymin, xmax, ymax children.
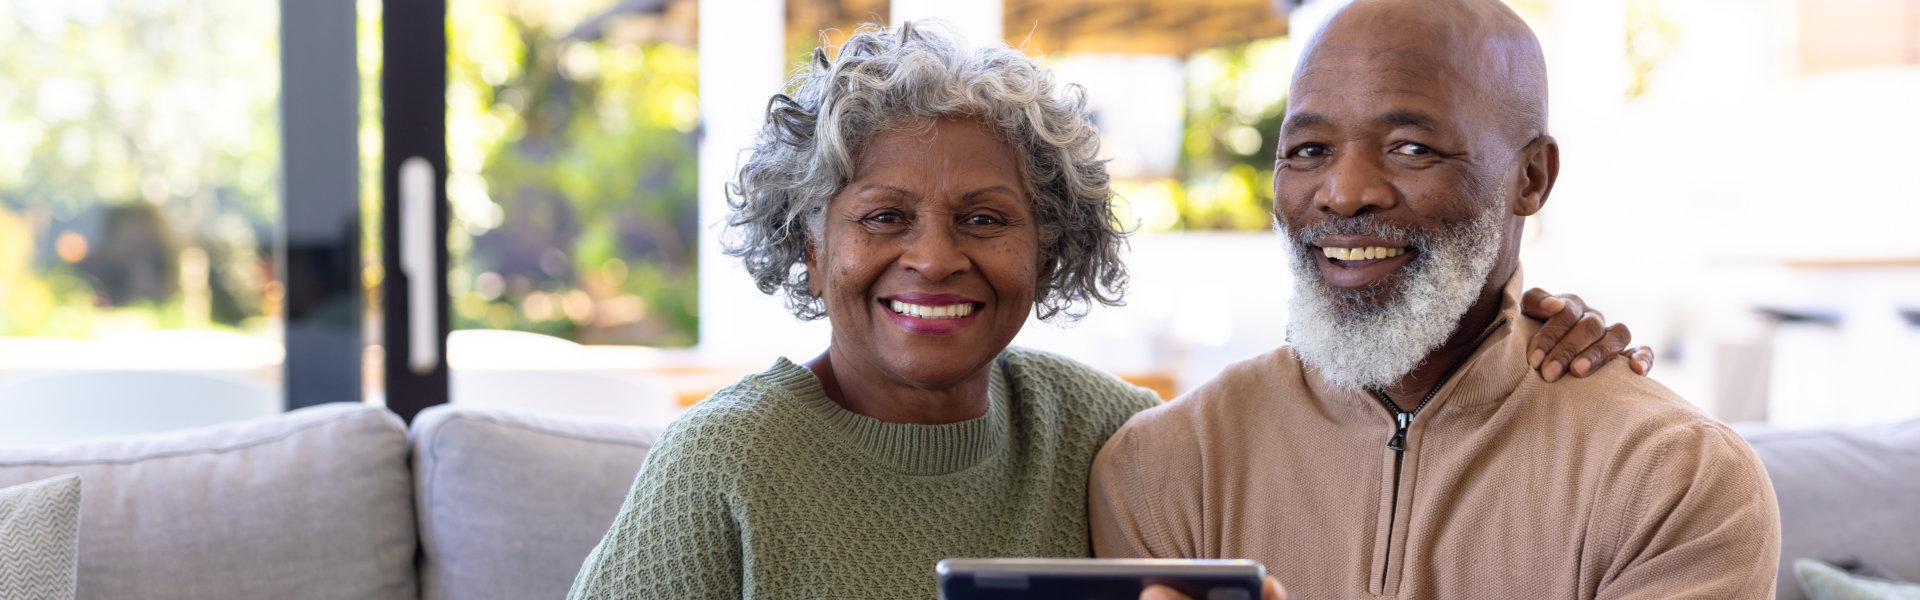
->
<box><xmin>1387</xmin><ymin>411</ymin><xmax>1412</xmax><ymax>452</ymax></box>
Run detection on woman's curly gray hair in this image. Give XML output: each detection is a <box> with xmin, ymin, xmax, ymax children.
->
<box><xmin>721</xmin><ymin>20</ymin><xmax>1128</xmax><ymax>322</ymax></box>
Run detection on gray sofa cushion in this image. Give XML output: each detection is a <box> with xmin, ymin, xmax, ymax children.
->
<box><xmin>410</xmin><ymin>405</ymin><xmax>661</xmax><ymax>600</ymax></box>
<box><xmin>0</xmin><ymin>474</ymin><xmax>81</xmax><ymax>600</ymax></box>
<box><xmin>1739</xmin><ymin>419</ymin><xmax>1920</xmax><ymax>600</ymax></box>
<box><xmin>0</xmin><ymin>403</ymin><xmax>416</xmax><ymax>600</ymax></box>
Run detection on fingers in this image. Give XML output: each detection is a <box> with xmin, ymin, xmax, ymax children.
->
<box><xmin>1626</xmin><ymin>345</ymin><xmax>1656</xmax><ymax>375</ymax></box>
<box><xmin>1538</xmin><ymin>311</ymin><xmax>1607</xmax><ymax>382</ymax></box>
<box><xmin>1566</xmin><ymin>323</ymin><xmax>1632</xmax><ymax>378</ymax></box>
<box><xmin>1143</xmin><ymin>580</ymin><xmax>1284</xmax><ymax>600</ymax></box>
<box><xmin>1264</xmin><ymin>577</ymin><xmax>1291</xmax><ymax>600</ymax></box>
<box><xmin>1521</xmin><ymin>287</ymin><xmax>1567</xmax><ymax>320</ymax></box>
<box><xmin>1527</xmin><ymin>293</ymin><xmax>1590</xmax><ymax>370</ymax></box>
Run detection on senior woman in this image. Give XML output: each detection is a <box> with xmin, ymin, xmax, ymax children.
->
<box><xmin>569</xmin><ymin>22</ymin><xmax>1646</xmax><ymax>599</ymax></box>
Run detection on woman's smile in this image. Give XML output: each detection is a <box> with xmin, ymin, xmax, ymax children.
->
<box><xmin>880</xmin><ymin>293</ymin><xmax>986</xmax><ymax>334</ymax></box>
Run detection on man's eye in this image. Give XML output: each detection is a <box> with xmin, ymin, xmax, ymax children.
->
<box><xmin>1392</xmin><ymin>143</ymin><xmax>1434</xmax><ymax>157</ymax></box>
<box><xmin>1288</xmin><ymin>144</ymin><xmax>1329</xmax><ymax>159</ymax></box>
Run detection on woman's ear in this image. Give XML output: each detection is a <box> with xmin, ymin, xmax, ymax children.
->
<box><xmin>803</xmin><ymin>246</ymin><xmax>822</xmax><ymax>297</ymax></box>
<box><xmin>1034</xmin><ymin>251</ymin><xmax>1056</xmax><ymax>294</ymax></box>
<box><xmin>1513</xmin><ymin>134</ymin><xmax>1559</xmax><ymax>217</ymax></box>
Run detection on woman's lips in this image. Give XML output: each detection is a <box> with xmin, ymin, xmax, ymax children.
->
<box><xmin>1315</xmin><ymin>245</ymin><xmax>1415</xmax><ymax>289</ymax></box>
<box><xmin>878</xmin><ymin>294</ymin><xmax>984</xmax><ymax>334</ymax></box>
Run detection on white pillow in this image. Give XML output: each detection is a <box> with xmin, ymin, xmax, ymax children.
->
<box><xmin>1797</xmin><ymin>559</ymin><xmax>1920</xmax><ymax>600</ymax></box>
<box><xmin>0</xmin><ymin>474</ymin><xmax>81</xmax><ymax>600</ymax></box>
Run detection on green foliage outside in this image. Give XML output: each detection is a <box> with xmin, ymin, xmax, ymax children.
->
<box><xmin>439</xmin><ymin>0</ymin><xmax>701</xmax><ymax>346</ymax></box>
<box><xmin>1118</xmin><ymin>37</ymin><xmax>1292</xmax><ymax>232</ymax></box>
<box><xmin>0</xmin><ymin>0</ymin><xmax>1276</xmax><ymax>348</ymax></box>
<box><xmin>0</xmin><ymin>2</ymin><xmax>280</xmax><ymax>337</ymax></box>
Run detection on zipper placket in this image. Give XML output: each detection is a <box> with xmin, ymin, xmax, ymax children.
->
<box><xmin>1366</xmin><ymin>317</ymin><xmax>1507</xmax><ymax>592</ymax></box>
<box><xmin>1368</xmin><ymin>370</ymin><xmax>1449</xmax><ymax>590</ymax></box>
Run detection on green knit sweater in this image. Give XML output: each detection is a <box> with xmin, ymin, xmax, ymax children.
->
<box><xmin>567</xmin><ymin>346</ymin><xmax>1160</xmax><ymax>599</ymax></box>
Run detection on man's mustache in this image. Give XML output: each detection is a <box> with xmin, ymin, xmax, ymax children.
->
<box><xmin>1285</xmin><ymin>216</ymin><xmax>1436</xmax><ymax>254</ymax></box>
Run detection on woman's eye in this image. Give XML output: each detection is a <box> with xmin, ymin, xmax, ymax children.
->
<box><xmin>868</xmin><ymin>211</ymin><xmax>901</xmax><ymax>224</ymax></box>
<box><xmin>965</xmin><ymin>214</ymin><xmax>1004</xmax><ymax>226</ymax></box>
<box><xmin>1392</xmin><ymin>143</ymin><xmax>1434</xmax><ymax>157</ymax></box>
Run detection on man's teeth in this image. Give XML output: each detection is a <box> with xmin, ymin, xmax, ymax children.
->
<box><xmin>888</xmin><ymin>300</ymin><xmax>976</xmax><ymax>320</ymax></box>
<box><xmin>1322</xmin><ymin>246</ymin><xmax>1406</xmax><ymax>260</ymax></box>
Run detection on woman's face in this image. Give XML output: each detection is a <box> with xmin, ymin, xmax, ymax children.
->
<box><xmin>808</xmin><ymin>117</ymin><xmax>1040</xmax><ymax>390</ymax></box>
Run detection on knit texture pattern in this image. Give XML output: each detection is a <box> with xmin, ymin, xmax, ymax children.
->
<box><xmin>0</xmin><ymin>474</ymin><xmax>81</xmax><ymax>600</ymax></box>
<box><xmin>568</xmin><ymin>346</ymin><xmax>1160</xmax><ymax>600</ymax></box>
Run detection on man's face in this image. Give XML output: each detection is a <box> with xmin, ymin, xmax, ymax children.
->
<box><xmin>1271</xmin><ymin>31</ymin><xmax>1520</xmax><ymax>391</ymax></box>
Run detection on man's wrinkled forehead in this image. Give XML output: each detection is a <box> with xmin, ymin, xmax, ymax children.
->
<box><xmin>1290</xmin><ymin>43</ymin><xmax>1468</xmax><ymax>104</ymax></box>
<box><xmin>1285</xmin><ymin>0</ymin><xmax>1545</xmax><ymax>142</ymax></box>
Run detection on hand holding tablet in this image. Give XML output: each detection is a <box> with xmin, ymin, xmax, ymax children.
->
<box><xmin>1143</xmin><ymin>577</ymin><xmax>1290</xmax><ymax>600</ymax></box>
<box><xmin>937</xmin><ymin>558</ymin><xmax>1287</xmax><ymax>600</ymax></box>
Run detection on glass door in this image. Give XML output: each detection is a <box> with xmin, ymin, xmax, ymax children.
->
<box><xmin>373</xmin><ymin>0</ymin><xmax>701</xmax><ymax>422</ymax></box>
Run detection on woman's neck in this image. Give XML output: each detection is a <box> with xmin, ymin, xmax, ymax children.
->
<box><xmin>803</xmin><ymin>349</ymin><xmax>993</xmax><ymax>425</ymax></box>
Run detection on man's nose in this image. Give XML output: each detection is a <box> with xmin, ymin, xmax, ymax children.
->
<box><xmin>899</xmin><ymin>223</ymin><xmax>970</xmax><ymax>281</ymax></box>
<box><xmin>1314</xmin><ymin>153</ymin><xmax>1398</xmax><ymax>216</ymax></box>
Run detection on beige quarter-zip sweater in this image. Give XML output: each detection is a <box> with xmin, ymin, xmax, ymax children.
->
<box><xmin>1089</xmin><ymin>273</ymin><xmax>1781</xmax><ymax>599</ymax></box>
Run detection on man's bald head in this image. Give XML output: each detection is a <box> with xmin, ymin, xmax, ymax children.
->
<box><xmin>1271</xmin><ymin>0</ymin><xmax>1564</xmax><ymax>393</ymax></box>
<box><xmin>1297</xmin><ymin>0</ymin><xmax>1549</xmax><ymax>148</ymax></box>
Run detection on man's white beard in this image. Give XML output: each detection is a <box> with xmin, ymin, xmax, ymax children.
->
<box><xmin>1281</xmin><ymin>206</ymin><xmax>1506</xmax><ymax>393</ymax></box>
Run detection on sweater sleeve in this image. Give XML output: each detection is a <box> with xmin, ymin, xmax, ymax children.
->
<box><xmin>568</xmin><ymin>421</ymin><xmax>746</xmax><ymax>600</ymax></box>
<box><xmin>1088</xmin><ymin>421</ymin><xmax>1176</xmax><ymax>559</ymax></box>
<box><xmin>1592</xmin><ymin>422</ymin><xmax>1781</xmax><ymax>600</ymax></box>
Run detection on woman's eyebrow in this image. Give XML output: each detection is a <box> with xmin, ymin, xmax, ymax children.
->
<box><xmin>962</xmin><ymin>186</ymin><xmax>1022</xmax><ymax>202</ymax></box>
<box><xmin>853</xmin><ymin>183</ymin><xmax>914</xmax><ymax>196</ymax></box>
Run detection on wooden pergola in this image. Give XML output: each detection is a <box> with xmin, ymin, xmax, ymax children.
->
<box><xmin>582</xmin><ymin>0</ymin><xmax>1290</xmax><ymax>56</ymax></box>
<box><xmin>787</xmin><ymin>0</ymin><xmax>1291</xmax><ymax>56</ymax></box>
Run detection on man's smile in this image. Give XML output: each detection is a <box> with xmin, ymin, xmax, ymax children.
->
<box><xmin>1322</xmin><ymin>246</ymin><xmax>1405</xmax><ymax>260</ymax></box>
<box><xmin>1315</xmin><ymin>242</ymin><xmax>1417</xmax><ymax>289</ymax></box>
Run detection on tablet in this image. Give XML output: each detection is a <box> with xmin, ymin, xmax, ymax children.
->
<box><xmin>936</xmin><ymin>558</ymin><xmax>1265</xmax><ymax>600</ymax></box>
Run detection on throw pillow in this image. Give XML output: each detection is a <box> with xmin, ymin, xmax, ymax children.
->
<box><xmin>1798</xmin><ymin>558</ymin><xmax>1920</xmax><ymax>600</ymax></box>
<box><xmin>0</xmin><ymin>473</ymin><xmax>81</xmax><ymax>600</ymax></box>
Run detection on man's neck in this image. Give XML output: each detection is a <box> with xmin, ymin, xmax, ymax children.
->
<box><xmin>1376</xmin><ymin>284</ymin><xmax>1507</xmax><ymax>410</ymax></box>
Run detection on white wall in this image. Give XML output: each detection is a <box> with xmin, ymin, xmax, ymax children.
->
<box><xmin>696</xmin><ymin>0</ymin><xmax>834</xmax><ymax>369</ymax></box>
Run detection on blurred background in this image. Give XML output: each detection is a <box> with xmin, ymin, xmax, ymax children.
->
<box><xmin>1</xmin><ymin>0</ymin><xmax>1916</xmax><ymax>444</ymax></box>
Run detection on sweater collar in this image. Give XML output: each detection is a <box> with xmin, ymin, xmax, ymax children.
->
<box><xmin>761</xmin><ymin>356</ymin><xmax>1011</xmax><ymax>476</ymax></box>
<box><xmin>1303</xmin><ymin>267</ymin><xmax>1531</xmax><ymax>415</ymax></box>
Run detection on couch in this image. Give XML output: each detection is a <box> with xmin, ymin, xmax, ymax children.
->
<box><xmin>0</xmin><ymin>403</ymin><xmax>661</xmax><ymax>600</ymax></box>
<box><xmin>1735</xmin><ymin>418</ymin><xmax>1920</xmax><ymax>600</ymax></box>
<box><xmin>2</xmin><ymin>403</ymin><xmax>1914</xmax><ymax>599</ymax></box>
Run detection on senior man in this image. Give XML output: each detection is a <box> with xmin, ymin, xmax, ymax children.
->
<box><xmin>1088</xmin><ymin>0</ymin><xmax>1780</xmax><ymax>598</ymax></box>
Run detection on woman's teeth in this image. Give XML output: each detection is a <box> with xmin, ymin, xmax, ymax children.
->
<box><xmin>1322</xmin><ymin>246</ymin><xmax>1405</xmax><ymax>260</ymax></box>
<box><xmin>888</xmin><ymin>300</ymin><xmax>976</xmax><ymax>320</ymax></box>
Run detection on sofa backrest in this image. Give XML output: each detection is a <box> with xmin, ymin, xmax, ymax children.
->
<box><xmin>0</xmin><ymin>402</ymin><xmax>417</xmax><ymax>600</ymax></box>
<box><xmin>1738</xmin><ymin>418</ymin><xmax>1920</xmax><ymax>600</ymax></box>
<box><xmin>409</xmin><ymin>404</ymin><xmax>661</xmax><ymax>600</ymax></box>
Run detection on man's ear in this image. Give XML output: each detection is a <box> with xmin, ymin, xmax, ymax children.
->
<box><xmin>1513</xmin><ymin>134</ymin><xmax>1558</xmax><ymax>217</ymax></box>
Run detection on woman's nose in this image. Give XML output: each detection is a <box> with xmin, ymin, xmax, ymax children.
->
<box><xmin>898</xmin><ymin>224</ymin><xmax>970</xmax><ymax>281</ymax></box>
